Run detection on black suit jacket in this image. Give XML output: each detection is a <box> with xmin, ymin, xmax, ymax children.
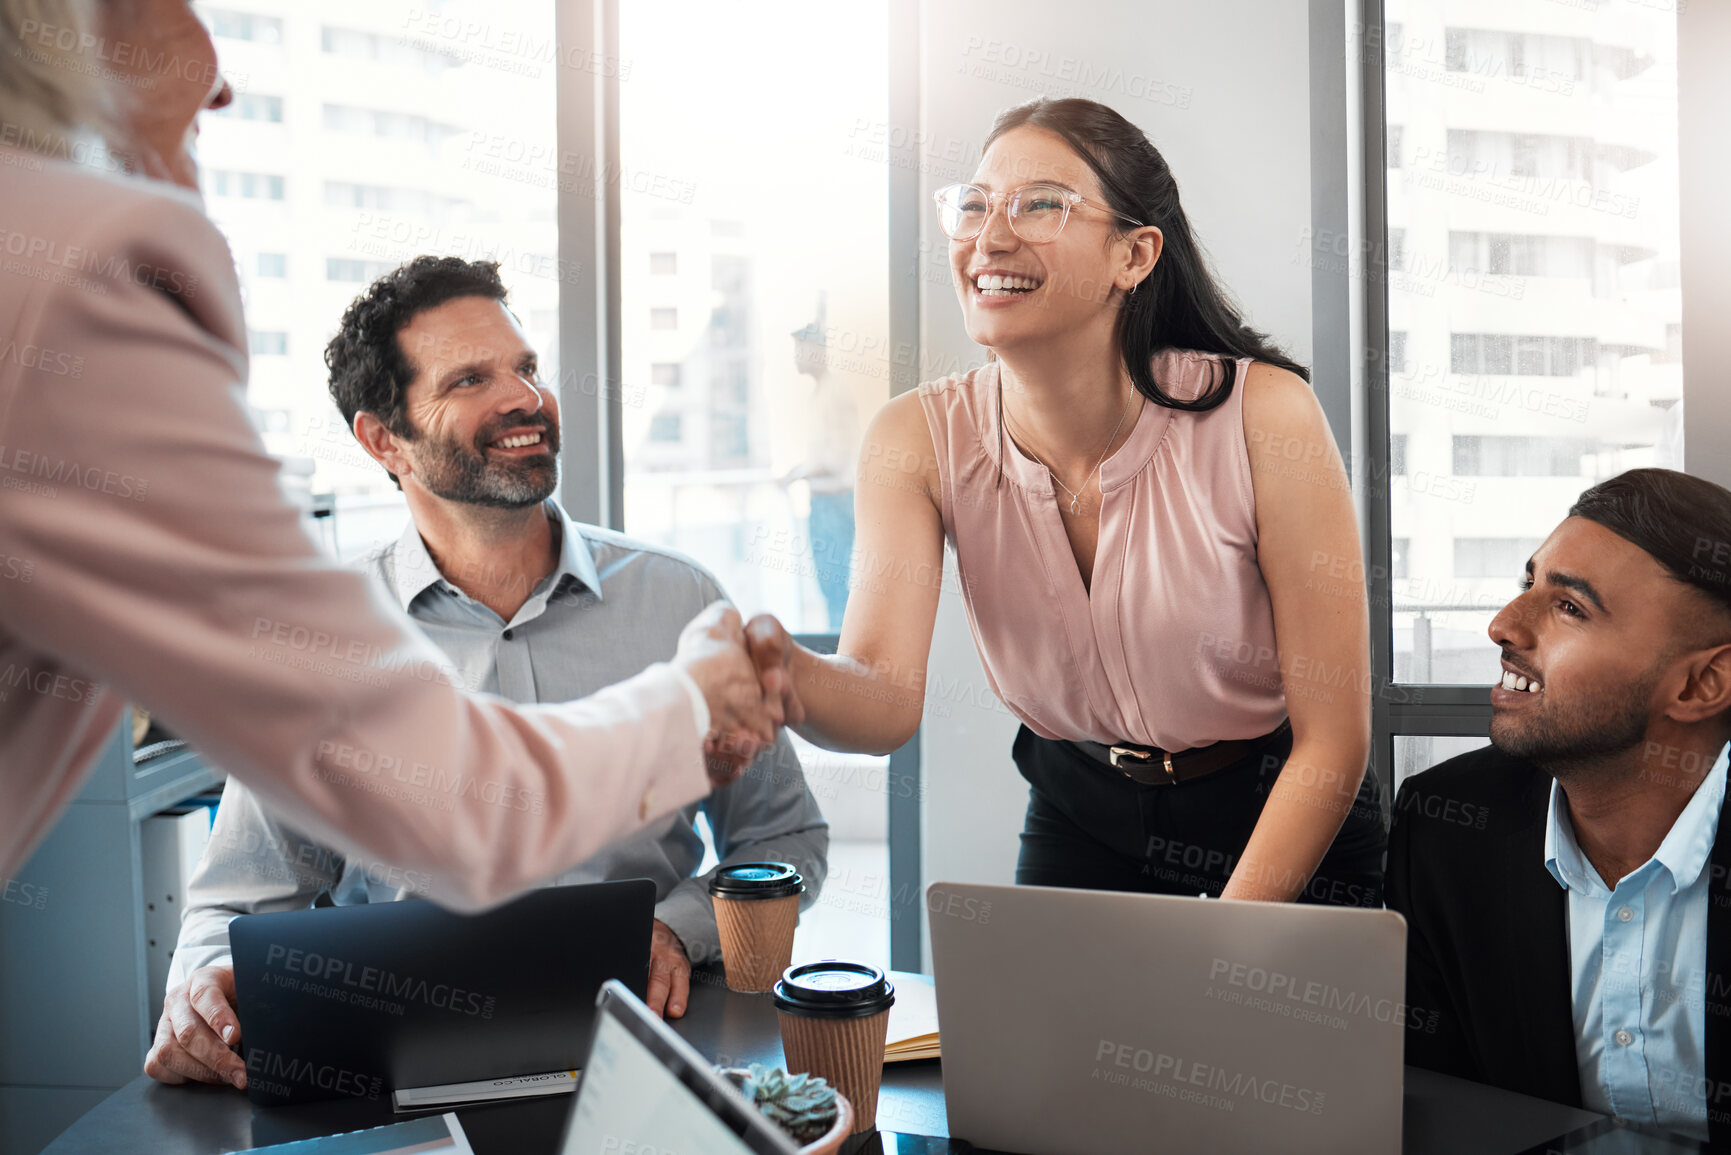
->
<box><xmin>1386</xmin><ymin>743</ymin><xmax>1731</xmax><ymax>1146</ymax></box>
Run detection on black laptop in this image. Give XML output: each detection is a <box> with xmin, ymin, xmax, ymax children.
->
<box><xmin>230</xmin><ymin>879</ymin><xmax>655</xmax><ymax>1107</ymax></box>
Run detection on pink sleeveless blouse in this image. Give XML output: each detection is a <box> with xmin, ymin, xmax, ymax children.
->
<box><xmin>918</xmin><ymin>349</ymin><xmax>1288</xmax><ymax>752</ymax></box>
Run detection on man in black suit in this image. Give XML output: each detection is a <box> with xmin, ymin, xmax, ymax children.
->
<box><xmin>1388</xmin><ymin>468</ymin><xmax>1731</xmax><ymax>1144</ymax></box>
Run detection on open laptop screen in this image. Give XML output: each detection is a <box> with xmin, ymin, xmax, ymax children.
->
<box><xmin>560</xmin><ymin>982</ymin><xmax>797</xmax><ymax>1155</ymax></box>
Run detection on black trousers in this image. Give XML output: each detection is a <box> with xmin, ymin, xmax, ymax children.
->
<box><xmin>1012</xmin><ymin>723</ymin><xmax>1387</xmax><ymax>907</ymax></box>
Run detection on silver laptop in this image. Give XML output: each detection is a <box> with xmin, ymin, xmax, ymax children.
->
<box><xmin>558</xmin><ymin>980</ymin><xmax>799</xmax><ymax>1155</ymax></box>
<box><xmin>927</xmin><ymin>882</ymin><xmax>1407</xmax><ymax>1155</ymax></box>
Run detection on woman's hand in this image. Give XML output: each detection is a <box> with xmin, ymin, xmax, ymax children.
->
<box><xmin>745</xmin><ymin>614</ymin><xmax>807</xmax><ymax>729</ymax></box>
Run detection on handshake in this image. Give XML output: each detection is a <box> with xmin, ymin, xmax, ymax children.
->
<box><xmin>671</xmin><ymin>602</ymin><xmax>805</xmax><ymax>786</ymax></box>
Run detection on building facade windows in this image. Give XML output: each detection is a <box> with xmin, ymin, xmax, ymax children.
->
<box><xmin>1453</xmin><ymin>436</ymin><xmax>1588</xmax><ymax>477</ymax></box>
<box><xmin>1449</xmin><ymin>333</ymin><xmax>1594</xmax><ymax>377</ymax></box>
<box><xmin>206</xmin><ymin>171</ymin><xmax>285</xmax><ymax>200</ymax></box>
<box><xmin>248</xmin><ymin>330</ymin><xmax>289</xmax><ymax>356</ymax></box>
<box><xmin>1454</xmin><ymin>537</ymin><xmax>1546</xmax><ymax>580</ymax></box>
<box><xmin>206</xmin><ymin>8</ymin><xmax>282</xmax><ymax>43</ymax></box>
<box><xmin>213</xmin><ymin>94</ymin><xmax>284</xmax><ymax>123</ymax></box>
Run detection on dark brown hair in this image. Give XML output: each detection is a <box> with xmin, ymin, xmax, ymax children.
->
<box><xmin>1569</xmin><ymin>468</ymin><xmax>1731</xmax><ymax>622</ymax></box>
<box><xmin>984</xmin><ymin>97</ymin><xmax>1309</xmax><ymax>412</ymax></box>
<box><xmin>324</xmin><ymin>256</ymin><xmax>508</xmax><ymax>485</ymax></box>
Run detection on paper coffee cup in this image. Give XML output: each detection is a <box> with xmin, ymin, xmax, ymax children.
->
<box><xmin>709</xmin><ymin>862</ymin><xmax>804</xmax><ymax>993</ymax></box>
<box><xmin>775</xmin><ymin>960</ymin><xmax>896</xmax><ymax>1134</ymax></box>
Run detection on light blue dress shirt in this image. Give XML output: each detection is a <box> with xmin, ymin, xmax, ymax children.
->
<box><xmin>1543</xmin><ymin>743</ymin><xmax>1728</xmax><ymax>1140</ymax></box>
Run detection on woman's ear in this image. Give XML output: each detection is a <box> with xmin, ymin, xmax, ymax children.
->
<box><xmin>1122</xmin><ymin>226</ymin><xmax>1163</xmax><ymax>293</ymax></box>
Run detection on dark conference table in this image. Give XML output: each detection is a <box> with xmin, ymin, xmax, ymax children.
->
<box><xmin>42</xmin><ymin>968</ymin><xmax>1696</xmax><ymax>1155</ymax></box>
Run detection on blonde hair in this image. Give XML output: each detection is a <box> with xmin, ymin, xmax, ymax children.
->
<box><xmin>0</xmin><ymin>0</ymin><xmax>109</xmax><ymax>156</ymax></box>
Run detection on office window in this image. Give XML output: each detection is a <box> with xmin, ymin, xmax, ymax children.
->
<box><xmin>1387</xmin><ymin>227</ymin><xmax>1407</xmax><ymax>273</ymax></box>
<box><xmin>1441</xmin><ymin>29</ymin><xmax>1590</xmax><ymax>84</ymax></box>
<box><xmin>205</xmin><ymin>170</ymin><xmax>285</xmax><ymax>201</ymax></box>
<box><xmin>647</xmin><ymin>413</ymin><xmax>683</xmax><ymax>442</ymax></box>
<box><xmin>205</xmin><ymin>8</ymin><xmax>281</xmax><ymax>43</ymax></box>
<box><xmin>1448</xmin><ymin>232</ymin><xmax>1593</xmax><ymax>278</ymax></box>
<box><xmin>1445</xmin><ymin>129</ymin><xmax>1593</xmax><ymax>183</ymax></box>
<box><xmin>322</xmin><ymin>105</ymin><xmax>458</xmax><ymax>148</ymax></box>
<box><xmin>1453</xmin><ymin>436</ymin><xmax>1587</xmax><ymax>477</ymax></box>
<box><xmin>192</xmin><ymin>0</ymin><xmax>558</xmax><ymax>517</ymax></box>
<box><xmin>619</xmin><ymin>0</ymin><xmax>889</xmax><ymax>644</ymax></box>
<box><xmin>321</xmin><ymin>25</ymin><xmax>459</xmax><ymax>73</ymax></box>
<box><xmin>1388</xmin><ymin>124</ymin><xmax>1402</xmax><ymax>169</ymax></box>
<box><xmin>1384</xmin><ymin>0</ymin><xmax>1681</xmax><ymax>688</ymax></box>
<box><xmin>213</xmin><ymin>93</ymin><xmax>283</xmax><ymax>123</ymax></box>
<box><xmin>325</xmin><ymin>258</ymin><xmax>392</xmax><ymax>283</ymax></box>
<box><xmin>1449</xmin><ymin>334</ymin><xmax>1593</xmax><ymax>378</ymax></box>
<box><xmin>528</xmin><ymin>310</ymin><xmax>558</xmax><ymax>339</ymax></box>
<box><xmin>1395</xmin><ymin>735</ymin><xmax>1490</xmax><ymax>791</ymax></box>
<box><xmin>248</xmin><ymin>330</ymin><xmax>289</xmax><ymax>356</ymax></box>
<box><xmin>1391</xmin><ymin>538</ymin><xmax>1410</xmax><ymax>582</ymax></box>
<box><xmin>1454</xmin><ymin>538</ymin><xmax>1544</xmax><ymax>580</ymax></box>
<box><xmin>1391</xmin><ymin>434</ymin><xmax>1407</xmax><ymax>476</ymax></box>
<box><xmin>1662</xmin><ymin>323</ymin><xmax>1683</xmax><ymax>364</ymax></box>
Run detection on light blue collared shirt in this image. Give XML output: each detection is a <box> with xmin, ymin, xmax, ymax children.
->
<box><xmin>1544</xmin><ymin>743</ymin><xmax>1728</xmax><ymax>1140</ymax></box>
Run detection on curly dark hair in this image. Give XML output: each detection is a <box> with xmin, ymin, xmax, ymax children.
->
<box><xmin>324</xmin><ymin>256</ymin><xmax>510</xmax><ymax>484</ymax></box>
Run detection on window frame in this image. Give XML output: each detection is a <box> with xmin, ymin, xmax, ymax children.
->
<box><xmin>1365</xmin><ymin>0</ymin><xmax>1498</xmax><ymax>782</ymax></box>
<box><xmin>554</xmin><ymin>0</ymin><xmax>924</xmax><ymax>970</ymax></box>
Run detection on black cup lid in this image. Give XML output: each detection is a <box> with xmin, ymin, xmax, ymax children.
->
<box><xmin>708</xmin><ymin>862</ymin><xmax>804</xmax><ymax>900</ymax></box>
<box><xmin>773</xmin><ymin>960</ymin><xmax>896</xmax><ymax>1019</ymax></box>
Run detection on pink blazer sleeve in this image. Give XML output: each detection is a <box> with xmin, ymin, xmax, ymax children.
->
<box><xmin>0</xmin><ymin>180</ymin><xmax>709</xmax><ymax>909</ymax></box>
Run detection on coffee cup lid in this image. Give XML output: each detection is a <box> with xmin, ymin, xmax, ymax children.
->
<box><xmin>773</xmin><ymin>960</ymin><xmax>896</xmax><ymax>1019</ymax></box>
<box><xmin>708</xmin><ymin>862</ymin><xmax>804</xmax><ymax>900</ymax></box>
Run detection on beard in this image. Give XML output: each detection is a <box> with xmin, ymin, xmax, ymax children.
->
<box><xmin>405</xmin><ymin>414</ymin><xmax>560</xmax><ymax>509</ymax></box>
<box><xmin>1490</xmin><ymin>662</ymin><xmax>1661</xmax><ymax>780</ymax></box>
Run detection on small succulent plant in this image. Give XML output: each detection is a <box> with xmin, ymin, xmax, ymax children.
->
<box><xmin>721</xmin><ymin>1063</ymin><xmax>839</xmax><ymax>1144</ymax></box>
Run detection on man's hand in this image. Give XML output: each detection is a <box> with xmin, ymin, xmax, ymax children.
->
<box><xmin>675</xmin><ymin>602</ymin><xmax>780</xmax><ymax>786</ymax></box>
<box><xmin>744</xmin><ymin>614</ymin><xmax>806</xmax><ymax>730</ymax></box>
<box><xmin>144</xmin><ymin>964</ymin><xmax>247</xmax><ymax>1089</ymax></box>
<box><xmin>645</xmin><ymin>920</ymin><xmax>692</xmax><ymax>1020</ymax></box>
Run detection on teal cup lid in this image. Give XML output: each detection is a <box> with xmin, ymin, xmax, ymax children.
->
<box><xmin>708</xmin><ymin>861</ymin><xmax>804</xmax><ymax>900</ymax></box>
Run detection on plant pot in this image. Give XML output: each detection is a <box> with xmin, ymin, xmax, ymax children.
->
<box><xmin>797</xmin><ymin>1090</ymin><xmax>853</xmax><ymax>1155</ymax></box>
<box><xmin>719</xmin><ymin>1069</ymin><xmax>854</xmax><ymax>1154</ymax></box>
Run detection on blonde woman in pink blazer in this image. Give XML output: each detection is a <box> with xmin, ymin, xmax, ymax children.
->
<box><xmin>0</xmin><ymin>2</ymin><xmax>782</xmax><ymax>905</ymax></box>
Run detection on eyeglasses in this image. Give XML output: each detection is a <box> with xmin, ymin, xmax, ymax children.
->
<box><xmin>933</xmin><ymin>182</ymin><xmax>1145</xmax><ymax>243</ymax></box>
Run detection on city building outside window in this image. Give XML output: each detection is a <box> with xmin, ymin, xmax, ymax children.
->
<box><xmin>1385</xmin><ymin>0</ymin><xmax>1682</xmax><ymax>704</ymax></box>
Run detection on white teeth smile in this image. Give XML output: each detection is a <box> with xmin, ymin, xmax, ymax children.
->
<box><xmin>1500</xmin><ymin>670</ymin><xmax>1543</xmax><ymax>694</ymax></box>
<box><xmin>493</xmin><ymin>432</ymin><xmax>542</xmax><ymax>449</ymax></box>
<box><xmin>974</xmin><ymin>272</ymin><xmax>1039</xmax><ymax>295</ymax></box>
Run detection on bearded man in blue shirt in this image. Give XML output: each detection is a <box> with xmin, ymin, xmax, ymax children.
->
<box><xmin>142</xmin><ymin>257</ymin><xmax>829</xmax><ymax>1091</ymax></box>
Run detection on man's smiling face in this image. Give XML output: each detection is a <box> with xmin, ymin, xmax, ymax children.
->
<box><xmin>1486</xmin><ymin>516</ymin><xmax>1699</xmax><ymax>772</ymax></box>
<box><xmin>391</xmin><ymin>296</ymin><xmax>560</xmax><ymax>509</ymax></box>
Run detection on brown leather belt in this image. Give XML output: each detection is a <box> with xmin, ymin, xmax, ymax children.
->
<box><xmin>1066</xmin><ymin>719</ymin><xmax>1292</xmax><ymax>786</ymax></box>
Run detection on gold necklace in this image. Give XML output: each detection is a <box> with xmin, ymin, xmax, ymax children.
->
<box><xmin>1001</xmin><ymin>382</ymin><xmax>1138</xmax><ymax>516</ymax></box>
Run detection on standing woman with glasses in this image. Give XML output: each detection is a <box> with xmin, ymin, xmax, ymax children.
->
<box><xmin>748</xmin><ymin>97</ymin><xmax>1384</xmax><ymax>904</ymax></box>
